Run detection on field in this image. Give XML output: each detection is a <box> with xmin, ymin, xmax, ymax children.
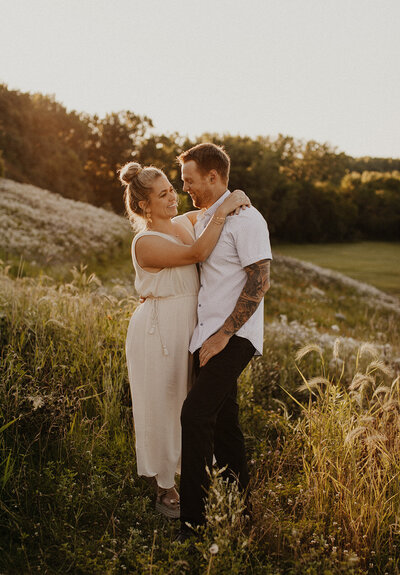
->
<box><xmin>1</xmin><ymin>179</ymin><xmax>400</xmax><ymax>574</ymax></box>
<box><xmin>274</xmin><ymin>242</ymin><xmax>400</xmax><ymax>295</ymax></box>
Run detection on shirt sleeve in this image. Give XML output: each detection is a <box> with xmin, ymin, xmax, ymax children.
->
<box><xmin>230</xmin><ymin>208</ymin><xmax>273</xmax><ymax>268</ymax></box>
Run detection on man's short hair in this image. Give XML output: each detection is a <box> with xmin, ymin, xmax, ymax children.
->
<box><xmin>177</xmin><ymin>143</ymin><xmax>230</xmax><ymax>183</ymax></box>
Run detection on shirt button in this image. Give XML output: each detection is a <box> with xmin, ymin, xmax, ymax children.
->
<box><xmin>200</xmin><ymin>323</ymin><xmax>203</xmax><ymax>326</ymax></box>
<box><xmin>198</xmin><ymin>304</ymin><xmax>201</xmax><ymax>307</ymax></box>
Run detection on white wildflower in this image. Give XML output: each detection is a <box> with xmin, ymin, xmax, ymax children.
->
<box><xmin>28</xmin><ymin>396</ymin><xmax>45</xmax><ymax>410</ymax></box>
<box><xmin>0</xmin><ymin>178</ymin><xmax>131</xmax><ymax>265</ymax></box>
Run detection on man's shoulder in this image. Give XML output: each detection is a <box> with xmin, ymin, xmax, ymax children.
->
<box><xmin>226</xmin><ymin>205</ymin><xmax>267</xmax><ymax>229</ymax></box>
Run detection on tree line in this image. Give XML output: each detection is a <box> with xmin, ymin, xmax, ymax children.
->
<box><xmin>1</xmin><ymin>84</ymin><xmax>399</xmax><ymax>242</ymax></box>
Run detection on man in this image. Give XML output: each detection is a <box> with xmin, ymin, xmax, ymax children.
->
<box><xmin>176</xmin><ymin>143</ymin><xmax>272</xmax><ymax>540</ymax></box>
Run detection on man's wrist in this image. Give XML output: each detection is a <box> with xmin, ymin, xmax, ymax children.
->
<box><xmin>220</xmin><ymin>326</ymin><xmax>234</xmax><ymax>338</ymax></box>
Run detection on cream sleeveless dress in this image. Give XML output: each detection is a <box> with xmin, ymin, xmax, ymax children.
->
<box><xmin>126</xmin><ymin>217</ymin><xmax>199</xmax><ymax>489</ymax></box>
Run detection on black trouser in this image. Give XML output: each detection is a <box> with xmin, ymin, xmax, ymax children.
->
<box><xmin>180</xmin><ymin>335</ymin><xmax>255</xmax><ymax>529</ymax></box>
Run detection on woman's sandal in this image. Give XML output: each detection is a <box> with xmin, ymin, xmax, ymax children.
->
<box><xmin>155</xmin><ymin>485</ymin><xmax>180</xmax><ymax>519</ymax></box>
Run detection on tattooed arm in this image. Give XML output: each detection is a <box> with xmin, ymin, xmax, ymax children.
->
<box><xmin>199</xmin><ymin>259</ymin><xmax>271</xmax><ymax>367</ymax></box>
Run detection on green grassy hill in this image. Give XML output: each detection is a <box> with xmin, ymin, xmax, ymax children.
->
<box><xmin>1</xmin><ymin>180</ymin><xmax>400</xmax><ymax>574</ymax></box>
<box><xmin>275</xmin><ymin>242</ymin><xmax>400</xmax><ymax>295</ymax></box>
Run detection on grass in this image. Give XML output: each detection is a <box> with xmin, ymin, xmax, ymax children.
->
<box><xmin>1</xmin><ymin>253</ymin><xmax>399</xmax><ymax>574</ymax></box>
<box><xmin>3</xmin><ymin>179</ymin><xmax>400</xmax><ymax>572</ymax></box>
<box><xmin>274</xmin><ymin>242</ymin><xmax>400</xmax><ymax>295</ymax></box>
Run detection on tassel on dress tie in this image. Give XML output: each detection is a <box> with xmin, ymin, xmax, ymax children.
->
<box><xmin>148</xmin><ymin>297</ymin><xmax>169</xmax><ymax>356</ymax></box>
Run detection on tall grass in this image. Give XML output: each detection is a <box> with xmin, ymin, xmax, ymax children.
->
<box><xmin>1</xmin><ymin>259</ymin><xmax>400</xmax><ymax>574</ymax></box>
<box><xmin>248</xmin><ymin>343</ymin><xmax>400</xmax><ymax>573</ymax></box>
<box><xmin>0</xmin><ymin>263</ymin><xmax>143</xmax><ymax>573</ymax></box>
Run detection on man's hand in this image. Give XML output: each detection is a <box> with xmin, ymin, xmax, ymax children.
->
<box><xmin>199</xmin><ymin>330</ymin><xmax>231</xmax><ymax>367</ymax></box>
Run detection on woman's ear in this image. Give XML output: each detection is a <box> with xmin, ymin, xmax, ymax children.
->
<box><xmin>138</xmin><ymin>200</ymin><xmax>147</xmax><ymax>211</ymax></box>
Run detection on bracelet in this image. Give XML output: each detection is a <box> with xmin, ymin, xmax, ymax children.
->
<box><xmin>211</xmin><ymin>215</ymin><xmax>226</xmax><ymax>225</ymax></box>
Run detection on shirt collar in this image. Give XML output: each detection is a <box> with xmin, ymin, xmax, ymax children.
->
<box><xmin>203</xmin><ymin>190</ymin><xmax>231</xmax><ymax>218</ymax></box>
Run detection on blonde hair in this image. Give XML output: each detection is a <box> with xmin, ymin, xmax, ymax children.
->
<box><xmin>118</xmin><ymin>162</ymin><xmax>164</xmax><ymax>229</ymax></box>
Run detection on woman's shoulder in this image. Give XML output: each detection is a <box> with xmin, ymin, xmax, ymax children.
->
<box><xmin>172</xmin><ymin>214</ymin><xmax>196</xmax><ymax>241</ymax></box>
<box><xmin>132</xmin><ymin>231</ymin><xmax>166</xmax><ymax>253</ymax></box>
<box><xmin>132</xmin><ymin>230</ymin><xmax>152</xmax><ymax>245</ymax></box>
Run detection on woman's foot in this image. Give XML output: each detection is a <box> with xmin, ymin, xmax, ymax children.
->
<box><xmin>156</xmin><ymin>485</ymin><xmax>180</xmax><ymax>519</ymax></box>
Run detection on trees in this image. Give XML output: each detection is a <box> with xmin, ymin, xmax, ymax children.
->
<box><xmin>341</xmin><ymin>171</ymin><xmax>400</xmax><ymax>239</ymax></box>
<box><xmin>189</xmin><ymin>133</ymin><xmax>358</xmax><ymax>241</ymax></box>
<box><xmin>0</xmin><ymin>84</ymin><xmax>92</xmax><ymax>200</ymax></box>
<box><xmin>84</xmin><ymin>111</ymin><xmax>153</xmax><ymax>211</ymax></box>
<box><xmin>0</xmin><ymin>84</ymin><xmax>399</xmax><ymax>241</ymax></box>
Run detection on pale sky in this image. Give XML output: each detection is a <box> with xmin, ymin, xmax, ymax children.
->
<box><xmin>1</xmin><ymin>0</ymin><xmax>400</xmax><ymax>158</ymax></box>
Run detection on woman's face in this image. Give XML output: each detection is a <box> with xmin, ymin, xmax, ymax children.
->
<box><xmin>148</xmin><ymin>174</ymin><xmax>178</xmax><ymax>219</ymax></box>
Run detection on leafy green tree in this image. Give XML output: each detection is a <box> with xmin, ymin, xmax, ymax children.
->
<box><xmin>341</xmin><ymin>171</ymin><xmax>400</xmax><ymax>239</ymax></box>
<box><xmin>85</xmin><ymin>111</ymin><xmax>153</xmax><ymax>211</ymax></box>
<box><xmin>272</xmin><ymin>136</ymin><xmax>348</xmax><ymax>184</ymax></box>
<box><xmin>0</xmin><ymin>84</ymin><xmax>92</xmax><ymax>200</ymax></box>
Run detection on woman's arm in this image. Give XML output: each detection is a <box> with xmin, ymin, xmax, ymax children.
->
<box><xmin>136</xmin><ymin>191</ymin><xmax>250</xmax><ymax>269</ymax></box>
<box><xmin>183</xmin><ymin>189</ymin><xmax>248</xmax><ymax>226</ymax></box>
<box><xmin>183</xmin><ymin>210</ymin><xmax>200</xmax><ymax>226</ymax></box>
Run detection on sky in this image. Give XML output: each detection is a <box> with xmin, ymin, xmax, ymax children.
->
<box><xmin>1</xmin><ymin>0</ymin><xmax>400</xmax><ymax>158</ymax></box>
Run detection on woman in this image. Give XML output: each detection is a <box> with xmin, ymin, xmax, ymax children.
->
<box><xmin>119</xmin><ymin>162</ymin><xmax>249</xmax><ymax>518</ymax></box>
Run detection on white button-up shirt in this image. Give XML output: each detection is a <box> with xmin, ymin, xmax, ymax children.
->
<box><xmin>189</xmin><ymin>190</ymin><xmax>272</xmax><ymax>356</ymax></box>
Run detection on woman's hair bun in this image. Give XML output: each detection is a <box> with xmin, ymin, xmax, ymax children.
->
<box><xmin>119</xmin><ymin>162</ymin><xmax>142</xmax><ymax>185</ymax></box>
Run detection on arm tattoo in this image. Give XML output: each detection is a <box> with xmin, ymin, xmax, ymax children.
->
<box><xmin>221</xmin><ymin>259</ymin><xmax>271</xmax><ymax>336</ymax></box>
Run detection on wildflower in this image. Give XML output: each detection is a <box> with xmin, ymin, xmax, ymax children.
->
<box><xmin>209</xmin><ymin>543</ymin><xmax>219</xmax><ymax>555</ymax></box>
<box><xmin>0</xmin><ymin>179</ymin><xmax>131</xmax><ymax>265</ymax></box>
<box><xmin>28</xmin><ymin>395</ymin><xmax>45</xmax><ymax>410</ymax></box>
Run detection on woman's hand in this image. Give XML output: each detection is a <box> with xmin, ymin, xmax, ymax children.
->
<box><xmin>220</xmin><ymin>189</ymin><xmax>251</xmax><ymax>217</ymax></box>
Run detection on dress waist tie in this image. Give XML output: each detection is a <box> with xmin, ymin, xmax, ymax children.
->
<box><xmin>144</xmin><ymin>294</ymin><xmax>198</xmax><ymax>356</ymax></box>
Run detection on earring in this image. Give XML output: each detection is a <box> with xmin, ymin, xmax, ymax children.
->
<box><xmin>145</xmin><ymin>211</ymin><xmax>152</xmax><ymax>224</ymax></box>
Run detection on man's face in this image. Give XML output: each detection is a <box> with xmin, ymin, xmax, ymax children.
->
<box><xmin>181</xmin><ymin>160</ymin><xmax>213</xmax><ymax>209</ymax></box>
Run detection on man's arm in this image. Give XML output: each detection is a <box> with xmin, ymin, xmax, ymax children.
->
<box><xmin>199</xmin><ymin>259</ymin><xmax>271</xmax><ymax>367</ymax></box>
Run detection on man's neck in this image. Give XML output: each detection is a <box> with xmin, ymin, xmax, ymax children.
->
<box><xmin>204</xmin><ymin>187</ymin><xmax>228</xmax><ymax>210</ymax></box>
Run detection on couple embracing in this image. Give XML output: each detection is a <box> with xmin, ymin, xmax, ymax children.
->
<box><xmin>119</xmin><ymin>143</ymin><xmax>272</xmax><ymax>540</ymax></box>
